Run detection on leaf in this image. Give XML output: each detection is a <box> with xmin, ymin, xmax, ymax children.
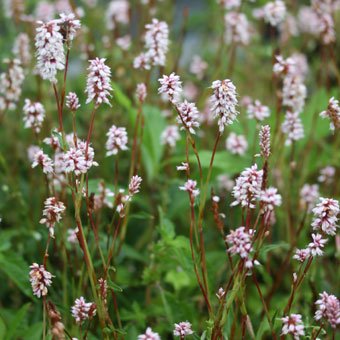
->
<box><xmin>107</xmin><ymin>278</ymin><xmax>123</xmax><ymax>292</ymax></box>
<box><xmin>141</xmin><ymin>105</ymin><xmax>166</xmax><ymax>181</ymax></box>
<box><xmin>165</xmin><ymin>269</ymin><xmax>191</xmax><ymax>291</ymax></box>
<box><xmin>0</xmin><ymin>316</ymin><xmax>6</xmax><ymax>340</ymax></box>
<box><xmin>0</xmin><ymin>251</ymin><xmax>31</xmax><ymax>297</ymax></box>
<box><xmin>18</xmin><ymin>322</ymin><xmax>43</xmax><ymax>340</ymax></box>
<box><xmin>5</xmin><ymin>303</ymin><xmax>31</xmax><ymax>340</ymax></box>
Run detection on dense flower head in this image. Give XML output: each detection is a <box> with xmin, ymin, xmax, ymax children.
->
<box><xmin>144</xmin><ymin>18</ymin><xmax>169</xmax><ymax>67</ymax></box>
<box><xmin>281</xmin><ymin>111</ymin><xmax>304</xmax><ymax>145</ymax></box>
<box><xmin>133</xmin><ymin>53</ymin><xmax>150</xmax><ymax>70</ymax></box>
<box><xmin>85</xmin><ymin>58</ymin><xmax>112</xmax><ymax>106</ymax></box>
<box><xmin>173</xmin><ymin>321</ymin><xmax>194</xmax><ymax>337</ymax></box>
<box><xmin>218</xmin><ymin>174</ymin><xmax>234</xmax><ymax>192</ymax></box>
<box><xmin>263</xmin><ymin>0</ymin><xmax>286</xmax><ymax>27</ymax></box>
<box><xmin>247</xmin><ymin>100</ymin><xmax>270</xmax><ymax>121</ymax></box>
<box><xmin>31</xmin><ymin>148</ymin><xmax>54</xmax><ymax>174</ymax></box>
<box><xmin>179</xmin><ymin>179</ymin><xmax>200</xmax><ymax>198</ymax></box>
<box><xmin>226</xmin><ymin>132</ymin><xmax>248</xmax><ymax>155</ymax></box>
<box><xmin>177</xmin><ymin>100</ymin><xmax>200</xmax><ymax>134</ymax></box>
<box><xmin>138</xmin><ymin>327</ymin><xmax>160</xmax><ymax>340</ymax></box>
<box><xmin>57</xmin><ymin>12</ymin><xmax>81</xmax><ymax>43</ymax></box>
<box><xmin>129</xmin><ymin>175</ymin><xmax>142</xmax><ymax>196</ymax></box>
<box><xmin>224</xmin><ymin>12</ymin><xmax>251</xmax><ymax>45</ymax></box>
<box><xmin>226</xmin><ymin>226</ymin><xmax>257</xmax><ymax>268</ymax></box>
<box><xmin>259</xmin><ymin>125</ymin><xmax>271</xmax><ymax>158</ymax></box>
<box><xmin>308</xmin><ymin>233</ymin><xmax>327</xmax><ymax>256</ymax></box>
<box><xmin>260</xmin><ymin>187</ymin><xmax>282</xmax><ymax>212</ymax></box>
<box><xmin>293</xmin><ymin>248</ymin><xmax>310</xmax><ymax>262</ymax></box>
<box><xmin>300</xmin><ymin>184</ymin><xmax>320</xmax><ymax>212</ymax></box>
<box><xmin>93</xmin><ymin>182</ymin><xmax>114</xmax><ymax>210</ymax></box>
<box><xmin>67</xmin><ymin>228</ymin><xmax>78</xmax><ymax>244</ymax></box>
<box><xmin>315</xmin><ymin>291</ymin><xmax>340</xmax><ymax>328</ymax></box>
<box><xmin>23</xmin><ymin>99</ymin><xmax>45</xmax><ymax>133</ymax></box>
<box><xmin>62</xmin><ymin>140</ymin><xmax>98</xmax><ymax>175</ymax></box>
<box><xmin>190</xmin><ymin>55</ymin><xmax>208</xmax><ymax>80</ymax></box>
<box><xmin>273</xmin><ymin>55</ymin><xmax>296</xmax><ymax>77</ymax></box>
<box><xmin>29</xmin><ymin>263</ymin><xmax>53</xmax><ymax>298</ymax></box>
<box><xmin>0</xmin><ymin>58</ymin><xmax>25</xmax><ymax>110</ymax></box>
<box><xmin>318</xmin><ymin>166</ymin><xmax>335</xmax><ymax>185</ymax></box>
<box><xmin>106</xmin><ymin>125</ymin><xmax>128</xmax><ymax>156</ymax></box>
<box><xmin>13</xmin><ymin>33</ymin><xmax>31</xmax><ymax>66</ymax></box>
<box><xmin>231</xmin><ymin>164</ymin><xmax>263</xmax><ymax>208</ymax></box>
<box><xmin>282</xmin><ymin>75</ymin><xmax>307</xmax><ymax>113</ymax></box>
<box><xmin>136</xmin><ymin>83</ymin><xmax>147</xmax><ymax>103</ymax></box>
<box><xmin>210</xmin><ymin>79</ymin><xmax>238</xmax><ymax>133</ymax></box>
<box><xmin>320</xmin><ymin>97</ymin><xmax>340</xmax><ymax>131</ymax></box>
<box><xmin>161</xmin><ymin>125</ymin><xmax>180</xmax><ymax>148</ymax></box>
<box><xmin>106</xmin><ymin>0</ymin><xmax>129</xmax><ymax>30</ymax></box>
<box><xmin>158</xmin><ymin>73</ymin><xmax>182</xmax><ymax>103</ymax></box>
<box><xmin>35</xmin><ymin>20</ymin><xmax>65</xmax><ymax>82</ymax></box>
<box><xmin>40</xmin><ymin>196</ymin><xmax>66</xmax><ymax>237</ymax></box>
<box><xmin>311</xmin><ymin>197</ymin><xmax>339</xmax><ymax>235</ymax></box>
<box><xmin>281</xmin><ymin>314</ymin><xmax>305</xmax><ymax>339</ymax></box>
<box><xmin>71</xmin><ymin>297</ymin><xmax>96</xmax><ymax>324</ymax></box>
<box><xmin>66</xmin><ymin>92</ymin><xmax>80</xmax><ymax>111</ymax></box>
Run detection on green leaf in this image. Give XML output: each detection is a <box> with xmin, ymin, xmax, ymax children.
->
<box><xmin>5</xmin><ymin>303</ymin><xmax>31</xmax><ymax>340</ymax></box>
<box><xmin>0</xmin><ymin>251</ymin><xmax>31</xmax><ymax>297</ymax></box>
<box><xmin>165</xmin><ymin>269</ymin><xmax>191</xmax><ymax>291</ymax></box>
<box><xmin>0</xmin><ymin>316</ymin><xmax>6</xmax><ymax>340</ymax></box>
<box><xmin>141</xmin><ymin>105</ymin><xmax>166</xmax><ymax>181</ymax></box>
<box><xmin>107</xmin><ymin>278</ymin><xmax>123</xmax><ymax>292</ymax></box>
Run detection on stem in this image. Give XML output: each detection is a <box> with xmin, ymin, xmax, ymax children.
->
<box><xmin>85</xmin><ymin>106</ymin><xmax>97</xmax><ymax>156</ymax></box>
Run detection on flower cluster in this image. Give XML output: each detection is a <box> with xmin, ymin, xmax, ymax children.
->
<box><xmin>31</xmin><ymin>148</ymin><xmax>54</xmax><ymax>174</ymax></box>
<box><xmin>179</xmin><ymin>179</ymin><xmax>200</xmax><ymax>198</ymax></box>
<box><xmin>247</xmin><ymin>100</ymin><xmax>270</xmax><ymax>121</ymax></box>
<box><xmin>134</xmin><ymin>18</ymin><xmax>169</xmax><ymax>69</ymax></box>
<box><xmin>314</xmin><ymin>291</ymin><xmax>340</xmax><ymax>329</ymax></box>
<box><xmin>263</xmin><ymin>0</ymin><xmax>287</xmax><ymax>27</ymax></box>
<box><xmin>35</xmin><ymin>20</ymin><xmax>65</xmax><ymax>82</ymax></box>
<box><xmin>311</xmin><ymin>197</ymin><xmax>339</xmax><ymax>236</ymax></box>
<box><xmin>158</xmin><ymin>73</ymin><xmax>182</xmax><ymax>103</ymax></box>
<box><xmin>85</xmin><ymin>58</ymin><xmax>113</xmax><ymax>106</ymax></box>
<box><xmin>40</xmin><ymin>197</ymin><xmax>66</xmax><ymax>237</ymax></box>
<box><xmin>106</xmin><ymin>125</ymin><xmax>128</xmax><ymax>156</ymax></box>
<box><xmin>0</xmin><ymin>59</ymin><xmax>24</xmax><ymax>111</ymax></box>
<box><xmin>106</xmin><ymin>0</ymin><xmax>129</xmax><ymax>31</ymax></box>
<box><xmin>62</xmin><ymin>140</ymin><xmax>98</xmax><ymax>175</ymax></box>
<box><xmin>281</xmin><ymin>314</ymin><xmax>305</xmax><ymax>339</ymax></box>
<box><xmin>161</xmin><ymin>125</ymin><xmax>180</xmax><ymax>148</ymax></box>
<box><xmin>226</xmin><ymin>132</ymin><xmax>248</xmax><ymax>155</ymax></box>
<box><xmin>226</xmin><ymin>226</ymin><xmax>257</xmax><ymax>269</ymax></box>
<box><xmin>13</xmin><ymin>33</ymin><xmax>31</xmax><ymax>67</ymax></box>
<box><xmin>29</xmin><ymin>263</ymin><xmax>53</xmax><ymax>298</ymax></box>
<box><xmin>224</xmin><ymin>12</ymin><xmax>251</xmax><ymax>45</ymax></box>
<box><xmin>173</xmin><ymin>321</ymin><xmax>194</xmax><ymax>337</ymax></box>
<box><xmin>320</xmin><ymin>97</ymin><xmax>340</xmax><ymax>131</ymax></box>
<box><xmin>231</xmin><ymin>164</ymin><xmax>263</xmax><ymax>208</ymax></box>
<box><xmin>259</xmin><ymin>125</ymin><xmax>271</xmax><ymax>159</ymax></box>
<box><xmin>299</xmin><ymin>184</ymin><xmax>319</xmax><ymax>212</ymax></box>
<box><xmin>177</xmin><ymin>100</ymin><xmax>200</xmax><ymax>134</ymax></box>
<box><xmin>138</xmin><ymin>327</ymin><xmax>160</xmax><ymax>340</ymax></box>
<box><xmin>281</xmin><ymin>111</ymin><xmax>304</xmax><ymax>145</ymax></box>
<box><xmin>66</xmin><ymin>92</ymin><xmax>80</xmax><ymax>111</ymax></box>
<box><xmin>23</xmin><ymin>99</ymin><xmax>45</xmax><ymax>133</ymax></box>
<box><xmin>210</xmin><ymin>79</ymin><xmax>238</xmax><ymax>133</ymax></box>
<box><xmin>71</xmin><ymin>297</ymin><xmax>96</xmax><ymax>324</ymax></box>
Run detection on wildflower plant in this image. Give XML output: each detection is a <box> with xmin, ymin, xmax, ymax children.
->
<box><xmin>0</xmin><ymin>1</ymin><xmax>339</xmax><ymax>339</ymax></box>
